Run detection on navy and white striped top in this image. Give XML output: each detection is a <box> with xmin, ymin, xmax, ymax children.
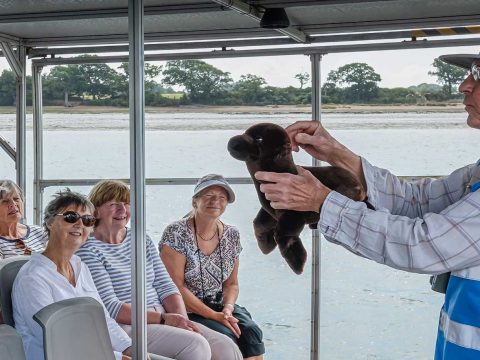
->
<box><xmin>0</xmin><ymin>224</ymin><xmax>47</xmax><ymax>258</ymax></box>
<box><xmin>76</xmin><ymin>228</ymin><xmax>179</xmax><ymax>319</ymax></box>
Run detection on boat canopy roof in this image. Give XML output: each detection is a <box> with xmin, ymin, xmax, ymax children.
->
<box><xmin>1</xmin><ymin>0</ymin><xmax>479</xmax><ymax>50</ymax></box>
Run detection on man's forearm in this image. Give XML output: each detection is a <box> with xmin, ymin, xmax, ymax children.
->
<box><xmin>330</xmin><ymin>148</ymin><xmax>366</xmax><ymax>190</ymax></box>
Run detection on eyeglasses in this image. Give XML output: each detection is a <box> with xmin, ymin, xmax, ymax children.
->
<box><xmin>15</xmin><ymin>239</ymin><xmax>32</xmax><ymax>255</ymax></box>
<box><xmin>470</xmin><ymin>63</ymin><xmax>480</xmax><ymax>81</ymax></box>
<box><xmin>55</xmin><ymin>211</ymin><xmax>96</xmax><ymax>227</ymax></box>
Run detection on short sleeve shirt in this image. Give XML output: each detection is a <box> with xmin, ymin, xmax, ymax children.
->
<box><xmin>160</xmin><ymin>218</ymin><xmax>242</xmax><ymax>299</ymax></box>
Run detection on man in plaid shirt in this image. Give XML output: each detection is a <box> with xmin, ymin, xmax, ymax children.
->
<box><xmin>255</xmin><ymin>52</ymin><xmax>480</xmax><ymax>360</ymax></box>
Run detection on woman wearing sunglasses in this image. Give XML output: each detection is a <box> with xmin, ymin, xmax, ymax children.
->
<box><xmin>12</xmin><ymin>190</ymin><xmax>133</xmax><ymax>360</ymax></box>
<box><xmin>76</xmin><ymin>179</ymin><xmax>242</xmax><ymax>360</ymax></box>
<box><xmin>0</xmin><ymin>180</ymin><xmax>47</xmax><ymax>258</ymax></box>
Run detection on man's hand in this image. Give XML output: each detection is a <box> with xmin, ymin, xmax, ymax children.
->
<box><xmin>162</xmin><ymin>313</ymin><xmax>200</xmax><ymax>333</ymax></box>
<box><xmin>286</xmin><ymin>120</ymin><xmax>346</xmax><ymax>164</ymax></box>
<box><xmin>255</xmin><ymin>166</ymin><xmax>331</xmax><ymax>212</ymax></box>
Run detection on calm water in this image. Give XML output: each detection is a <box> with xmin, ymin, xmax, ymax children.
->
<box><xmin>0</xmin><ymin>111</ymin><xmax>477</xmax><ymax>359</ymax></box>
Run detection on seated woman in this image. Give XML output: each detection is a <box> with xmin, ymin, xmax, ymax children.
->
<box><xmin>160</xmin><ymin>174</ymin><xmax>265</xmax><ymax>360</ymax></box>
<box><xmin>12</xmin><ymin>190</ymin><xmax>132</xmax><ymax>360</ymax></box>
<box><xmin>76</xmin><ymin>179</ymin><xmax>242</xmax><ymax>360</ymax></box>
<box><xmin>0</xmin><ymin>180</ymin><xmax>47</xmax><ymax>258</ymax></box>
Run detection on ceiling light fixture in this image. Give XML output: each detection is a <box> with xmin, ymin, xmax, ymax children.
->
<box><xmin>260</xmin><ymin>8</ymin><xmax>290</xmax><ymax>29</ymax></box>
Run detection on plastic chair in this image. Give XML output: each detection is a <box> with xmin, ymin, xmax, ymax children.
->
<box><xmin>0</xmin><ymin>256</ymin><xmax>29</xmax><ymax>326</ymax></box>
<box><xmin>33</xmin><ymin>297</ymin><xmax>117</xmax><ymax>360</ymax></box>
<box><xmin>0</xmin><ymin>324</ymin><xmax>26</xmax><ymax>360</ymax></box>
<box><xmin>33</xmin><ymin>297</ymin><xmax>173</xmax><ymax>360</ymax></box>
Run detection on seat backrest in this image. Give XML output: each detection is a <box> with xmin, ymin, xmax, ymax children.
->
<box><xmin>33</xmin><ymin>297</ymin><xmax>116</xmax><ymax>360</ymax></box>
<box><xmin>0</xmin><ymin>324</ymin><xmax>27</xmax><ymax>360</ymax></box>
<box><xmin>0</xmin><ymin>256</ymin><xmax>29</xmax><ymax>326</ymax></box>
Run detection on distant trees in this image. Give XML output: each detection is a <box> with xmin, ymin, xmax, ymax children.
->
<box><xmin>428</xmin><ymin>58</ymin><xmax>467</xmax><ymax>96</ymax></box>
<box><xmin>232</xmin><ymin>74</ymin><xmax>266</xmax><ymax>104</ymax></box>
<box><xmin>0</xmin><ymin>70</ymin><xmax>17</xmax><ymax>106</ymax></box>
<box><xmin>323</xmin><ymin>63</ymin><xmax>381</xmax><ymax>103</ymax></box>
<box><xmin>162</xmin><ymin>60</ymin><xmax>232</xmax><ymax>103</ymax></box>
<box><xmin>295</xmin><ymin>72</ymin><xmax>310</xmax><ymax>89</ymax></box>
<box><xmin>0</xmin><ymin>57</ymin><xmax>467</xmax><ymax>108</ymax></box>
<box><xmin>0</xmin><ymin>70</ymin><xmax>32</xmax><ymax>106</ymax></box>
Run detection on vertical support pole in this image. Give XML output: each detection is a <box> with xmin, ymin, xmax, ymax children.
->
<box><xmin>32</xmin><ymin>64</ymin><xmax>44</xmax><ymax>225</ymax></box>
<box><xmin>310</xmin><ymin>53</ymin><xmax>322</xmax><ymax>360</ymax></box>
<box><xmin>128</xmin><ymin>0</ymin><xmax>147</xmax><ymax>359</ymax></box>
<box><xmin>15</xmin><ymin>45</ymin><xmax>26</xmax><ymax>214</ymax></box>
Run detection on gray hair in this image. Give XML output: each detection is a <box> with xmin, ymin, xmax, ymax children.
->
<box><xmin>0</xmin><ymin>180</ymin><xmax>24</xmax><ymax>202</ymax></box>
<box><xmin>43</xmin><ymin>189</ymin><xmax>94</xmax><ymax>235</ymax></box>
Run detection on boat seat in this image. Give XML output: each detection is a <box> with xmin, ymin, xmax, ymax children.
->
<box><xmin>0</xmin><ymin>324</ymin><xmax>26</xmax><ymax>360</ymax></box>
<box><xmin>0</xmin><ymin>256</ymin><xmax>29</xmax><ymax>327</ymax></box>
<box><xmin>33</xmin><ymin>297</ymin><xmax>118</xmax><ymax>360</ymax></box>
<box><xmin>33</xmin><ymin>296</ymin><xmax>173</xmax><ymax>360</ymax></box>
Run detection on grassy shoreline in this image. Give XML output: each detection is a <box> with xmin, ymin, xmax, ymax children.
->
<box><xmin>0</xmin><ymin>103</ymin><xmax>465</xmax><ymax>114</ymax></box>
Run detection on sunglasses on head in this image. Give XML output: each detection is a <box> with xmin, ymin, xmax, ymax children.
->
<box><xmin>470</xmin><ymin>63</ymin><xmax>480</xmax><ymax>81</ymax></box>
<box><xmin>15</xmin><ymin>239</ymin><xmax>32</xmax><ymax>255</ymax></box>
<box><xmin>55</xmin><ymin>211</ymin><xmax>96</xmax><ymax>227</ymax></box>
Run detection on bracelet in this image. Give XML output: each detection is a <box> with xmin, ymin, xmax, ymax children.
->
<box><xmin>224</xmin><ymin>303</ymin><xmax>234</xmax><ymax>310</ymax></box>
<box><xmin>159</xmin><ymin>313</ymin><xmax>165</xmax><ymax>325</ymax></box>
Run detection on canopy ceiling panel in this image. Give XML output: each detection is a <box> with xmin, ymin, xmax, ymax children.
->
<box><xmin>0</xmin><ymin>0</ymin><xmax>478</xmax><ymax>47</ymax></box>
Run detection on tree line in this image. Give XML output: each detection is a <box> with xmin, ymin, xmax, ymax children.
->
<box><xmin>0</xmin><ymin>56</ymin><xmax>467</xmax><ymax>107</ymax></box>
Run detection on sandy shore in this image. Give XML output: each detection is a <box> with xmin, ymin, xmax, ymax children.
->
<box><xmin>0</xmin><ymin>103</ymin><xmax>465</xmax><ymax>114</ymax></box>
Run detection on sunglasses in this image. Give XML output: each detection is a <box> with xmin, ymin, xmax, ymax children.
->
<box><xmin>55</xmin><ymin>211</ymin><xmax>96</xmax><ymax>227</ymax></box>
<box><xmin>470</xmin><ymin>63</ymin><xmax>480</xmax><ymax>81</ymax></box>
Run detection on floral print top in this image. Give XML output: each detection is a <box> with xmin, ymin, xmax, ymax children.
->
<box><xmin>160</xmin><ymin>218</ymin><xmax>242</xmax><ymax>299</ymax></box>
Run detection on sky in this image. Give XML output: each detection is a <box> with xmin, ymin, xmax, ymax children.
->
<box><xmin>1</xmin><ymin>44</ymin><xmax>478</xmax><ymax>89</ymax></box>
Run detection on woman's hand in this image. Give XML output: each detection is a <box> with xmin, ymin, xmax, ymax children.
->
<box><xmin>222</xmin><ymin>303</ymin><xmax>234</xmax><ymax>317</ymax></box>
<box><xmin>214</xmin><ymin>311</ymin><xmax>241</xmax><ymax>338</ymax></box>
<box><xmin>162</xmin><ymin>313</ymin><xmax>200</xmax><ymax>333</ymax></box>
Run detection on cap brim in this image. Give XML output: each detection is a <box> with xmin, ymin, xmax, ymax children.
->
<box><xmin>193</xmin><ymin>182</ymin><xmax>235</xmax><ymax>203</ymax></box>
<box><xmin>440</xmin><ymin>54</ymin><xmax>480</xmax><ymax>69</ymax></box>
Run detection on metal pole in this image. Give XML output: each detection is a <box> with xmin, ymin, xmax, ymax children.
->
<box><xmin>15</xmin><ymin>45</ymin><xmax>26</xmax><ymax>219</ymax></box>
<box><xmin>310</xmin><ymin>53</ymin><xmax>322</xmax><ymax>360</ymax></box>
<box><xmin>128</xmin><ymin>0</ymin><xmax>147</xmax><ymax>359</ymax></box>
<box><xmin>32</xmin><ymin>64</ymin><xmax>44</xmax><ymax>225</ymax></box>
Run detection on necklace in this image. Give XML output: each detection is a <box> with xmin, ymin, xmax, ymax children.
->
<box><xmin>193</xmin><ymin>217</ymin><xmax>219</xmax><ymax>242</ymax></box>
<box><xmin>196</xmin><ymin>229</ymin><xmax>218</xmax><ymax>241</ymax></box>
<box><xmin>192</xmin><ymin>216</ymin><xmax>224</xmax><ymax>303</ymax></box>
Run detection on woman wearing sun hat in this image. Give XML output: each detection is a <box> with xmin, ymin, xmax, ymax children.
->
<box><xmin>160</xmin><ymin>174</ymin><xmax>265</xmax><ymax>360</ymax></box>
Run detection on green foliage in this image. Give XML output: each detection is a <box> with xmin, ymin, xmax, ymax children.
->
<box><xmin>0</xmin><ymin>70</ymin><xmax>16</xmax><ymax>106</ymax></box>
<box><xmin>428</xmin><ymin>58</ymin><xmax>467</xmax><ymax>95</ymax></box>
<box><xmin>295</xmin><ymin>72</ymin><xmax>310</xmax><ymax>89</ymax></box>
<box><xmin>232</xmin><ymin>74</ymin><xmax>266</xmax><ymax>104</ymax></box>
<box><xmin>376</xmin><ymin>87</ymin><xmax>415</xmax><ymax>104</ymax></box>
<box><xmin>0</xmin><ymin>70</ymin><xmax>33</xmax><ymax>106</ymax></box>
<box><xmin>0</xmin><ymin>57</ymin><xmax>464</xmax><ymax>108</ymax></box>
<box><xmin>162</xmin><ymin>60</ymin><xmax>232</xmax><ymax>103</ymax></box>
<box><xmin>408</xmin><ymin>83</ymin><xmax>443</xmax><ymax>95</ymax></box>
<box><xmin>324</xmin><ymin>63</ymin><xmax>381</xmax><ymax>103</ymax></box>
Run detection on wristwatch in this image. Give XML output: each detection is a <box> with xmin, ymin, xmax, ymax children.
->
<box><xmin>159</xmin><ymin>313</ymin><xmax>165</xmax><ymax>325</ymax></box>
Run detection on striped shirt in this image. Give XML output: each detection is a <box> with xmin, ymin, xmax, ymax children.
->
<box><xmin>320</xmin><ymin>157</ymin><xmax>480</xmax><ymax>273</ymax></box>
<box><xmin>76</xmin><ymin>228</ymin><xmax>179</xmax><ymax>319</ymax></box>
<box><xmin>0</xmin><ymin>224</ymin><xmax>47</xmax><ymax>259</ymax></box>
<box><xmin>319</xmin><ymin>157</ymin><xmax>480</xmax><ymax>359</ymax></box>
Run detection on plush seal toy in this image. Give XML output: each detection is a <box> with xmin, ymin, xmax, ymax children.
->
<box><xmin>227</xmin><ymin>122</ymin><xmax>373</xmax><ymax>274</ymax></box>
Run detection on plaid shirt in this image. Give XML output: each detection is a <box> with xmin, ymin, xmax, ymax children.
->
<box><xmin>320</xmin><ymin>158</ymin><xmax>480</xmax><ymax>275</ymax></box>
